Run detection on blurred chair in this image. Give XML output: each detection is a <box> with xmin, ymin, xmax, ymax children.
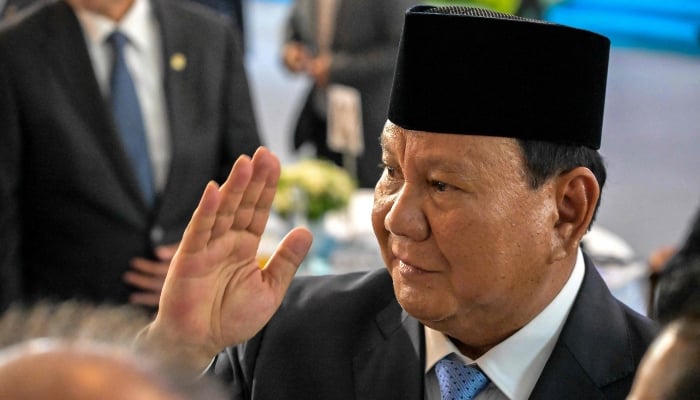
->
<box><xmin>581</xmin><ymin>225</ymin><xmax>650</xmax><ymax>316</ymax></box>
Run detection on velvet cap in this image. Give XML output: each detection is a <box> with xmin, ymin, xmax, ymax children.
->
<box><xmin>387</xmin><ymin>5</ymin><xmax>611</xmax><ymax>149</ymax></box>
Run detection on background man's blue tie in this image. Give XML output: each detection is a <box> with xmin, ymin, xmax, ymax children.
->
<box><xmin>436</xmin><ymin>356</ymin><xmax>490</xmax><ymax>400</ymax></box>
<box><xmin>107</xmin><ymin>31</ymin><xmax>155</xmax><ymax>206</ymax></box>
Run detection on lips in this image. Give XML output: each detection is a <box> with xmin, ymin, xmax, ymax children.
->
<box><xmin>398</xmin><ymin>259</ymin><xmax>429</xmax><ymax>274</ymax></box>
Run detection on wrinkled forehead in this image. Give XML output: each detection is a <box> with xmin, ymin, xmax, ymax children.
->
<box><xmin>379</xmin><ymin>120</ymin><xmax>525</xmax><ymax>177</ymax></box>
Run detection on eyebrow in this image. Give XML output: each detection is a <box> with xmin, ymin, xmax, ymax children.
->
<box><xmin>379</xmin><ymin>133</ymin><xmax>394</xmax><ymax>152</ymax></box>
<box><xmin>422</xmin><ymin>157</ymin><xmax>470</xmax><ymax>176</ymax></box>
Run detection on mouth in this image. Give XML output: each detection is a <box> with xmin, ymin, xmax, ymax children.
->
<box><xmin>397</xmin><ymin>259</ymin><xmax>430</xmax><ymax>274</ymax></box>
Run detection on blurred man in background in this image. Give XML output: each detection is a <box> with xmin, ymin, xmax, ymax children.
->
<box><xmin>0</xmin><ymin>0</ymin><xmax>260</xmax><ymax>311</ymax></box>
<box><xmin>282</xmin><ymin>0</ymin><xmax>413</xmax><ymax>188</ymax></box>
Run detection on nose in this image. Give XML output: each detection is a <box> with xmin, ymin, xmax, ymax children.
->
<box><xmin>384</xmin><ymin>182</ymin><xmax>430</xmax><ymax>241</ymax></box>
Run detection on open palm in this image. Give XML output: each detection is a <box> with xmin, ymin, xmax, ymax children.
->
<box><xmin>146</xmin><ymin>148</ymin><xmax>312</xmax><ymax>369</ymax></box>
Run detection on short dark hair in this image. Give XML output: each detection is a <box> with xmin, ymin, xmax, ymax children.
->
<box><xmin>654</xmin><ymin>208</ymin><xmax>700</xmax><ymax>324</ymax></box>
<box><xmin>655</xmin><ymin>258</ymin><xmax>700</xmax><ymax>325</ymax></box>
<box><xmin>517</xmin><ymin>139</ymin><xmax>607</xmax><ymax>224</ymax></box>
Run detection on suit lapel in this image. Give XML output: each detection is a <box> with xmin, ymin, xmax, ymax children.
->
<box><xmin>530</xmin><ymin>342</ymin><xmax>606</xmax><ymax>399</ymax></box>
<box><xmin>530</xmin><ymin>255</ymin><xmax>637</xmax><ymax>399</ymax></box>
<box><xmin>150</xmin><ymin>0</ymin><xmax>195</xmax><ymax>217</ymax></box>
<box><xmin>46</xmin><ymin>2</ymin><xmax>151</xmax><ymax>211</ymax></box>
<box><xmin>352</xmin><ymin>301</ymin><xmax>424</xmax><ymax>400</ymax></box>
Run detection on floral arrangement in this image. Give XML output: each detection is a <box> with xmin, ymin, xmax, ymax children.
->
<box><xmin>272</xmin><ymin>158</ymin><xmax>357</xmax><ymax>222</ymax></box>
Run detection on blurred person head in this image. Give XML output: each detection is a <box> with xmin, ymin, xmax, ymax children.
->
<box><xmin>627</xmin><ymin>312</ymin><xmax>700</xmax><ymax>400</ymax></box>
<box><xmin>372</xmin><ymin>5</ymin><xmax>609</xmax><ymax>357</ymax></box>
<box><xmin>0</xmin><ymin>301</ymin><xmax>227</xmax><ymax>399</ymax></box>
<box><xmin>653</xmin><ymin>207</ymin><xmax>700</xmax><ymax>324</ymax></box>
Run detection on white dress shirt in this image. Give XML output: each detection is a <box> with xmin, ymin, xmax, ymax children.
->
<box><xmin>424</xmin><ymin>249</ymin><xmax>586</xmax><ymax>400</ymax></box>
<box><xmin>73</xmin><ymin>0</ymin><xmax>171</xmax><ymax>192</ymax></box>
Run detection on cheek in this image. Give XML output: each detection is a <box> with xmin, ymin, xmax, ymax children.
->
<box><xmin>437</xmin><ymin>225</ymin><xmax>507</xmax><ymax>293</ymax></box>
<box><xmin>432</xmin><ymin>207</ymin><xmax>540</xmax><ymax>299</ymax></box>
<box><xmin>371</xmin><ymin>193</ymin><xmax>392</xmax><ymax>260</ymax></box>
<box><xmin>371</xmin><ymin>203</ymin><xmax>386</xmax><ymax>236</ymax></box>
<box><xmin>449</xmin><ymin>202</ymin><xmax>555</xmax><ymax>299</ymax></box>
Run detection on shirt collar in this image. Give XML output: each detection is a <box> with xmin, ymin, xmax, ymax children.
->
<box><xmin>72</xmin><ymin>0</ymin><xmax>153</xmax><ymax>52</ymax></box>
<box><xmin>425</xmin><ymin>248</ymin><xmax>586</xmax><ymax>400</ymax></box>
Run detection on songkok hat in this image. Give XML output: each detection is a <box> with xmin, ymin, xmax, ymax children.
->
<box><xmin>387</xmin><ymin>5</ymin><xmax>610</xmax><ymax>149</ymax></box>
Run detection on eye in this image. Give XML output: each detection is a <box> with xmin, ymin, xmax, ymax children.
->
<box><xmin>430</xmin><ymin>180</ymin><xmax>449</xmax><ymax>192</ymax></box>
<box><xmin>379</xmin><ymin>162</ymin><xmax>397</xmax><ymax>178</ymax></box>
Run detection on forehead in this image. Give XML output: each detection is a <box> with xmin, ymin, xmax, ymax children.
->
<box><xmin>380</xmin><ymin>121</ymin><xmax>522</xmax><ymax>166</ymax></box>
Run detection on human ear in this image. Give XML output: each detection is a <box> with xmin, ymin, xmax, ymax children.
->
<box><xmin>552</xmin><ymin>167</ymin><xmax>600</xmax><ymax>255</ymax></box>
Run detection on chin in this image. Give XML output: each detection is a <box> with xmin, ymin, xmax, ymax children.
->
<box><xmin>393</xmin><ymin>279</ymin><xmax>455</xmax><ymax>324</ymax></box>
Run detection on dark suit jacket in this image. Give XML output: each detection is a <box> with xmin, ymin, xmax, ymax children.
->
<box><xmin>0</xmin><ymin>0</ymin><xmax>261</xmax><ymax>308</ymax></box>
<box><xmin>214</xmin><ymin>254</ymin><xmax>657</xmax><ymax>399</ymax></box>
<box><xmin>188</xmin><ymin>0</ymin><xmax>245</xmax><ymax>50</ymax></box>
<box><xmin>285</xmin><ymin>0</ymin><xmax>413</xmax><ymax>188</ymax></box>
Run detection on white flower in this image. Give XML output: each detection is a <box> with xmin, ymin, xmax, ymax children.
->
<box><xmin>273</xmin><ymin>158</ymin><xmax>357</xmax><ymax>221</ymax></box>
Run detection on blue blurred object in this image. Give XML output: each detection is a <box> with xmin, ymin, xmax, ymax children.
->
<box><xmin>561</xmin><ymin>0</ymin><xmax>700</xmax><ymax>17</ymax></box>
<box><xmin>546</xmin><ymin>0</ymin><xmax>700</xmax><ymax>55</ymax></box>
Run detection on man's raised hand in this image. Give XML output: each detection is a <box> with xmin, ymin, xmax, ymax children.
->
<box><xmin>144</xmin><ymin>147</ymin><xmax>312</xmax><ymax>369</ymax></box>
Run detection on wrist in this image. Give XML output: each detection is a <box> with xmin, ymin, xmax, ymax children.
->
<box><xmin>134</xmin><ymin>322</ymin><xmax>220</xmax><ymax>373</ymax></box>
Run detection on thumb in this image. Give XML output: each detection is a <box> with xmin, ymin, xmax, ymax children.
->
<box><xmin>263</xmin><ymin>227</ymin><xmax>313</xmax><ymax>291</ymax></box>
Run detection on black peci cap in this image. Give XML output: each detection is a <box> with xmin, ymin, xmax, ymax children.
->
<box><xmin>387</xmin><ymin>5</ymin><xmax>610</xmax><ymax>149</ymax></box>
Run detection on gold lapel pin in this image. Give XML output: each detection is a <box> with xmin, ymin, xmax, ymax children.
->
<box><xmin>170</xmin><ymin>53</ymin><xmax>187</xmax><ymax>71</ymax></box>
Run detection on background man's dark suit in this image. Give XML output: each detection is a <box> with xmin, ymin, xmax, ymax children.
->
<box><xmin>0</xmin><ymin>0</ymin><xmax>261</xmax><ymax>309</ymax></box>
<box><xmin>189</xmin><ymin>0</ymin><xmax>245</xmax><ymax>46</ymax></box>
<box><xmin>214</xmin><ymin>255</ymin><xmax>657</xmax><ymax>399</ymax></box>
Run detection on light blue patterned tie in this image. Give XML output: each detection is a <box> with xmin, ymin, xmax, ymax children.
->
<box><xmin>107</xmin><ymin>31</ymin><xmax>155</xmax><ymax>206</ymax></box>
<box><xmin>436</xmin><ymin>356</ymin><xmax>490</xmax><ymax>400</ymax></box>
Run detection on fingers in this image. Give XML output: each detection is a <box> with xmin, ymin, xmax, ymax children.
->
<box><xmin>129</xmin><ymin>292</ymin><xmax>161</xmax><ymax>307</ymax></box>
<box><xmin>155</xmin><ymin>243</ymin><xmax>179</xmax><ymax>261</ymax></box>
<box><xmin>179</xmin><ymin>180</ymin><xmax>222</xmax><ymax>254</ymax></box>
<box><xmin>245</xmin><ymin>154</ymin><xmax>281</xmax><ymax>236</ymax></box>
<box><xmin>179</xmin><ymin>147</ymin><xmax>273</xmax><ymax>254</ymax></box>
<box><xmin>210</xmin><ymin>155</ymin><xmax>254</xmax><ymax>239</ymax></box>
<box><xmin>124</xmin><ymin>270</ymin><xmax>164</xmax><ymax>292</ymax></box>
<box><xmin>230</xmin><ymin>148</ymin><xmax>280</xmax><ymax>233</ymax></box>
<box><xmin>209</xmin><ymin>147</ymin><xmax>279</xmax><ymax>239</ymax></box>
<box><xmin>263</xmin><ymin>226</ymin><xmax>313</xmax><ymax>292</ymax></box>
<box><xmin>648</xmin><ymin>245</ymin><xmax>677</xmax><ymax>273</ymax></box>
<box><xmin>283</xmin><ymin>42</ymin><xmax>310</xmax><ymax>72</ymax></box>
<box><xmin>124</xmin><ymin>258</ymin><xmax>168</xmax><ymax>307</ymax></box>
<box><xmin>125</xmin><ymin>258</ymin><xmax>169</xmax><ymax>289</ymax></box>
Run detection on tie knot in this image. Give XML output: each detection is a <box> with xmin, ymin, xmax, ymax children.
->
<box><xmin>435</xmin><ymin>356</ymin><xmax>489</xmax><ymax>400</ymax></box>
<box><xmin>107</xmin><ymin>30</ymin><xmax>129</xmax><ymax>52</ymax></box>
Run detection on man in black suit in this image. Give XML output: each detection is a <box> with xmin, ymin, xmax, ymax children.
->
<box><xmin>0</xmin><ymin>0</ymin><xmax>261</xmax><ymax>310</ymax></box>
<box><xmin>141</xmin><ymin>6</ymin><xmax>656</xmax><ymax>399</ymax></box>
<box><xmin>2</xmin><ymin>0</ymin><xmax>245</xmax><ymax>45</ymax></box>
<box><xmin>282</xmin><ymin>0</ymin><xmax>413</xmax><ymax>188</ymax></box>
<box><xmin>188</xmin><ymin>0</ymin><xmax>246</xmax><ymax>52</ymax></box>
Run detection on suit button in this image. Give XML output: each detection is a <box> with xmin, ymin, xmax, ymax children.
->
<box><xmin>150</xmin><ymin>226</ymin><xmax>164</xmax><ymax>244</ymax></box>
